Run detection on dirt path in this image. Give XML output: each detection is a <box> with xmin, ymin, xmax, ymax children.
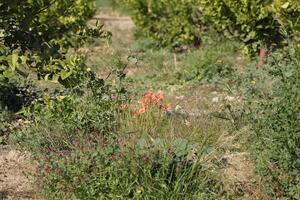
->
<box><xmin>0</xmin><ymin>146</ymin><xmax>39</xmax><ymax>200</ymax></box>
<box><xmin>91</xmin><ymin>15</ymin><xmax>135</xmax><ymax>43</ymax></box>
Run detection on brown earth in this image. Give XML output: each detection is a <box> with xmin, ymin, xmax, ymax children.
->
<box><xmin>0</xmin><ymin>146</ymin><xmax>40</xmax><ymax>200</ymax></box>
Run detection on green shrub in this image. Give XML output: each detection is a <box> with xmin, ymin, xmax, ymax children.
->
<box><xmin>122</xmin><ymin>0</ymin><xmax>205</xmax><ymax>49</ymax></box>
<box><xmin>199</xmin><ymin>0</ymin><xmax>300</xmax><ymax>54</ymax></box>
<box><xmin>240</xmin><ymin>46</ymin><xmax>300</xmax><ymax>198</ymax></box>
<box><xmin>122</xmin><ymin>0</ymin><xmax>299</xmax><ymax>53</ymax></box>
<box><xmin>199</xmin><ymin>0</ymin><xmax>283</xmax><ymax>55</ymax></box>
<box><xmin>272</xmin><ymin>0</ymin><xmax>300</xmax><ymax>44</ymax></box>
<box><xmin>0</xmin><ymin>0</ymin><xmax>109</xmax><ymax>86</ymax></box>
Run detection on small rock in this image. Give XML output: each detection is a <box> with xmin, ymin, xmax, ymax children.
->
<box><xmin>212</xmin><ymin>97</ymin><xmax>220</xmax><ymax>103</ymax></box>
<box><xmin>175</xmin><ymin>105</ymin><xmax>183</xmax><ymax>112</ymax></box>
<box><xmin>225</xmin><ymin>96</ymin><xmax>235</xmax><ymax>101</ymax></box>
<box><xmin>175</xmin><ymin>95</ymin><xmax>184</xmax><ymax>100</ymax></box>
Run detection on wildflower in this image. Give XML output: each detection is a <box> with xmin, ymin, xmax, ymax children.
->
<box><xmin>152</xmin><ymin>92</ymin><xmax>163</xmax><ymax>104</ymax></box>
<box><xmin>136</xmin><ymin>106</ymin><xmax>146</xmax><ymax>115</ymax></box>
<box><xmin>136</xmin><ymin>90</ymin><xmax>168</xmax><ymax>115</ymax></box>
<box><xmin>141</xmin><ymin>91</ymin><xmax>153</xmax><ymax>106</ymax></box>
<box><xmin>161</xmin><ymin>103</ymin><xmax>171</xmax><ymax>112</ymax></box>
<box><xmin>251</xmin><ymin>80</ymin><xmax>256</xmax><ymax>85</ymax></box>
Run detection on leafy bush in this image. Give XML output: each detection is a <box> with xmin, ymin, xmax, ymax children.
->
<box><xmin>199</xmin><ymin>0</ymin><xmax>283</xmax><ymax>55</ymax></box>
<box><xmin>122</xmin><ymin>0</ymin><xmax>299</xmax><ymax>53</ymax></box>
<box><xmin>239</xmin><ymin>46</ymin><xmax>300</xmax><ymax>198</ymax></box>
<box><xmin>272</xmin><ymin>0</ymin><xmax>300</xmax><ymax>43</ymax></box>
<box><xmin>122</xmin><ymin>0</ymin><xmax>204</xmax><ymax>49</ymax></box>
<box><xmin>0</xmin><ymin>0</ymin><xmax>109</xmax><ymax>86</ymax></box>
<box><xmin>199</xmin><ymin>0</ymin><xmax>300</xmax><ymax>54</ymax></box>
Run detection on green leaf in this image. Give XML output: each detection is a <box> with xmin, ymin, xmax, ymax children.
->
<box><xmin>20</xmin><ymin>56</ymin><xmax>28</xmax><ymax>64</ymax></box>
<box><xmin>0</xmin><ymin>65</ymin><xmax>7</xmax><ymax>71</ymax></box>
<box><xmin>0</xmin><ymin>56</ymin><xmax>6</xmax><ymax>62</ymax></box>
<box><xmin>174</xmin><ymin>138</ymin><xmax>188</xmax><ymax>158</ymax></box>
<box><xmin>11</xmin><ymin>53</ymin><xmax>18</xmax><ymax>70</ymax></box>
<box><xmin>44</xmin><ymin>74</ymin><xmax>50</xmax><ymax>81</ymax></box>
<box><xmin>281</xmin><ymin>2</ymin><xmax>289</xmax><ymax>9</ymax></box>
<box><xmin>60</xmin><ymin>70</ymin><xmax>72</xmax><ymax>80</ymax></box>
<box><xmin>52</xmin><ymin>74</ymin><xmax>60</xmax><ymax>82</ymax></box>
<box><xmin>3</xmin><ymin>70</ymin><xmax>15</xmax><ymax>78</ymax></box>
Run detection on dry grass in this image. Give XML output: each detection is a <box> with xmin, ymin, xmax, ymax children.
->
<box><xmin>0</xmin><ymin>146</ymin><xmax>41</xmax><ymax>200</ymax></box>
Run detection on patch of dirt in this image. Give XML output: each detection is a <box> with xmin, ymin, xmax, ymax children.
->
<box><xmin>90</xmin><ymin>15</ymin><xmax>135</xmax><ymax>43</ymax></box>
<box><xmin>221</xmin><ymin>152</ymin><xmax>265</xmax><ymax>200</ymax></box>
<box><xmin>0</xmin><ymin>146</ymin><xmax>40</xmax><ymax>200</ymax></box>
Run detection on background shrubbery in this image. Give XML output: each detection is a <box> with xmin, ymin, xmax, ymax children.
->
<box><xmin>121</xmin><ymin>0</ymin><xmax>299</xmax><ymax>53</ymax></box>
<box><xmin>200</xmin><ymin>0</ymin><xmax>300</xmax><ymax>54</ymax></box>
<box><xmin>199</xmin><ymin>0</ymin><xmax>281</xmax><ymax>55</ymax></box>
<box><xmin>120</xmin><ymin>0</ymin><xmax>205</xmax><ymax>49</ymax></box>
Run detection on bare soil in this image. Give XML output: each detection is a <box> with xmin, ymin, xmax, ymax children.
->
<box><xmin>0</xmin><ymin>146</ymin><xmax>40</xmax><ymax>200</ymax></box>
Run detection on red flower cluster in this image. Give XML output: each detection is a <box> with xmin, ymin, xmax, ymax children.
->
<box><xmin>136</xmin><ymin>91</ymin><xmax>171</xmax><ymax>115</ymax></box>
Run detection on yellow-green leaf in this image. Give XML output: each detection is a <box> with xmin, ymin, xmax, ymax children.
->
<box><xmin>281</xmin><ymin>2</ymin><xmax>289</xmax><ymax>9</ymax></box>
<box><xmin>60</xmin><ymin>70</ymin><xmax>72</xmax><ymax>80</ymax></box>
<box><xmin>3</xmin><ymin>70</ymin><xmax>15</xmax><ymax>78</ymax></box>
<box><xmin>52</xmin><ymin>74</ymin><xmax>60</xmax><ymax>82</ymax></box>
<box><xmin>11</xmin><ymin>53</ymin><xmax>18</xmax><ymax>70</ymax></box>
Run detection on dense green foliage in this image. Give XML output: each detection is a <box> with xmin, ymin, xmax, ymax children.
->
<box><xmin>199</xmin><ymin>0</ymin><xmax>280</xmax><ymax>54</ymax></box>
<box><xmin>250</xmin><ymin>49</ymin><xmax>300</xmax><ymax>199</ymax></box>
<box><xmin>272</xmin><ymin>0</ymin><xmax>300</xmax><ymax>42</ymax></box>
<box><xmin>228</xmin><ymin>45</ymin><xmax>300</xmax><ymax>198</ymax></box>
<box><xmin>0</xmin><ymin>0</ymin><xmax>108</xmax><ymax>86</ymax></box>
<box><xmin>121</xmin><ymin>0</ymin><xmax>204</xmax><ymax>49</ymax></box>
<box><xmin>200</xmin><ymin>0</ymin><xmax>300</xmax><ymax>54</ymax></box>
<box><xmin>122</xmin><ymin>0</ymin><xmax>299</xmax><ymax>53</ymax></box>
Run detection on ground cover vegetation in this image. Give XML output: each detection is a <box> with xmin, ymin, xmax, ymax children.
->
<box><xmin>1</xmin><ymin>0</ymin><xmax>300</xmax><ymax>199</ymax></box>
